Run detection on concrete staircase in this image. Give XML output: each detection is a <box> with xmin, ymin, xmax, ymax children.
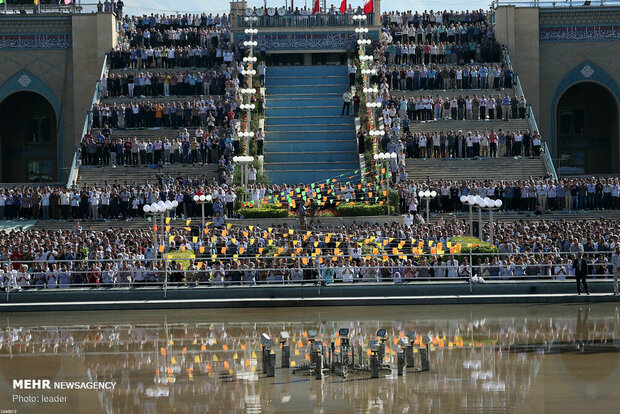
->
<box><xmin>405</xmin><ymin>157</ymin><xmax>547</xmax><ymax>181</ymax></box>
<box><xmin>76</xmin><ymin>164</ymin><xmax>219</xmax><ymax>187</ymax></box>
<box><xmin>264</xmin><ymin>66</ymin><xmax>358</xmax><ymax>184</ymax></box>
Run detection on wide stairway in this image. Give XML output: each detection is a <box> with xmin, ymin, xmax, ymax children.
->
<box><xmin>264</xmin><ymin>66</ymin><xmax>358</xmax><ymax>184</ymax></box>
<box><xmin>405</xmin><ymin>157</ymin><xmax>547</xmax><ymax>181</ymax></box>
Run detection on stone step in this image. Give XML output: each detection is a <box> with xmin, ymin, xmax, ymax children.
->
<box><xmin>265</xmin><ymin>106</ymin><xmax>343</xmax><ymax>117</ymax></box>
<box><xmin>267</xmin><ymin>140</ymin><xmax>356</xmax><ymax>152</ymax></box>
<box><xmin>404</xmin><ymin>157</ymin><xmax>547</xmax><ymax>181</ymax></box>
<box><xmin>266</xmin><ymin>130</ymin><xmax>352</xmax><ymax>141</ymax></box>
<box><xmin>265</xmin><ymin>161</ymin><xmax>360</xmax><ymax>171</ymax></box>
<box><xmin>266</xmin><ymin>115</ymin><xmax>354</xmax><ymax>126</ymax></box>
<box><xmin>266</xmin><ymin>76</ymin><xmax>348</xmax><ymax>87</ymax></box>
<box><xmin>265</xmin><ymin>123</ymin><xmax>353</xmax><ymax>132</ymax></box>
<box><xmin>265</xmin><ymin>169</ymin><xmax>357</xmax><ymax>185</ymax></box>
<box><xmin>76</xmin><ymin>164</ymin><xmax>219</xmax><ymax>186</ymax></box>
<box><xmin>266</xmin><ymin>84</ymin><xmax>347</xmax><ymax>95</ymax></box>
<box><xmin>267</xmin><ymin>65</ymin><xmax>347</xmax><ymax>77</ymax></box>
<box><xmin>264</xmin><ymin>151</ymin><xmax>358</xmax><ymax>163</ymax></box>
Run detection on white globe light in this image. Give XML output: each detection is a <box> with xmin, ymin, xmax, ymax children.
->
<box><xmin>150</xmin><ymin>202</ymin><xmax>159</xmax><ymax>211</ymax></box>
<box><xmin>206</xmin><ymin>195</ymin><xmax>212</xmax><ymax>202</ymax></box>
<box><xmin>390</xmin><ymin>152</ymin><xmax>397</xmax><ymax>159</ymax></box>
<box><xmin>165</xmin><ymin>200</ymin><xmax>173</xmax><ymax>209</ymax></box>
<box><xmin>430</xmin><ymin>190</ymin><xmax>437</xmax><ymax>198</ymax></box>
<box><xmin>418</xmin><ymin>191</ymin><xmax>425</xmax><ymax>198</ymax></box>
<box><xmin>233</xmin><ymin>156</ymin><xmax>239</xmax><ymax>162</ymax></box>
<box><xmin>460</xmin><ymin>195</ymin><xmax>467</xmax><ymax>203</ymax></box>
<box><xmin>424</xmin><ymin>190</ymin><xmax>431</xmax><ymax>198</ymax></box>
<box><xmin>467</xmin><ymin>195</ymin><xmax>475</xmax><ymax>204</ymax></box>
<box><xmin>200</xmin><ymin>195</ymin><xmax>206</xmax><ymax>202</ymax></box>
<box><xmin>495</xmin><ymin>199</ymin><xmax>503</xmax><ymax>208</ymax></box>
<box><xmin>143</xmin><ymin>205</ymin><xmax>151</xmax><ymax>213</ymax></box>
<box><xmin>172</xmin><ymin>200</ymin><xmax>179</xmax><ymax>207</ymax></box>
<box><xmin>193</xmin><ymin>195</ymin><xmax>199</xmax><ymax>202</ymax></box>
<box><xmin>158</xmin><ymin>201</ymin><xmax>165</xmax><ymax>210</ymax></box>
<box><xmin>373</xmin><ymin>154</ymin><xmax>379</xmax><ymax>160</ymax></box>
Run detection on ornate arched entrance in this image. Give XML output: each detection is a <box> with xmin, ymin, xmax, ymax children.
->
<box><xmin>0</xmin><ymin>91</ymin><xmax>58</xmax><ymax>182</ymax></box>
<box><xmin>556</xmin><ymin>82</ymin><xmax>619</xmax><ymax>174</ymax></box>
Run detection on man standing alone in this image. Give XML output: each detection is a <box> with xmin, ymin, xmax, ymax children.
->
<box><xmin>342</xmin><ymin>89</ymin><xmax>352</xmax><ymax>116</ymax></box>
<box><xmin>612</xmin><ymin>246</ymin><xmax>620</xmax><ymax>295</ymax></box>
<box><xmin>572</xmin><ymin>253</ymin><xmax>590</xmax><ymax>295</ymax></box>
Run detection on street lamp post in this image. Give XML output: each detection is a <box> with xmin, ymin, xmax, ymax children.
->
<box><xmin>373</xmin><ymin>152</ymin><xmax>397</xmax><ymax>215</ymax></box>
<box><xmin>460</xmin><ymin>195</ymin><xmax>503</xmax><ymax>242</ymax></box>
<box><xmin>193</xmin><ymin>194</ymin><xmax>213</xmax><ymax>231</ymax></box>
<box><xmin>143</xmin><ymin>200</ymin><xmax>178</xmax><ymax>291</ymax></box>
<box><xmin>234</xmin><ymin>155</ymin><xmax>255</xmax><ymax>200</ymax></box>
<box><xmin>241</xmin><ymin>17</ymin><xmax>258</xmax><ymax>156</ymax></box>
<box><xmin>418</xmin><ymin>190</ymin><xmax>438</xmax><ymax>223</ymax></box>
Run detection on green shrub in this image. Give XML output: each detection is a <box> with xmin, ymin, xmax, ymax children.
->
<box><xmin>448</xmin><ymin>236</ymin><xmax>499</xmax><ymax>263</ymax></box>
<box><xmin>238</xmin><ymin>207</ymin><xmax>289</xmax><ymax>218</ymax></box>
<box><xmin>336</xmin><ymin>203</ymin><xmax>393</xmax><ymax>216</ymax></box>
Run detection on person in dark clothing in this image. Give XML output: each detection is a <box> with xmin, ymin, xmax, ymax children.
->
<box><xmin>572</xmin><ymin>253</ymin><xmax>590</xmax><ymax>295</ymax></box>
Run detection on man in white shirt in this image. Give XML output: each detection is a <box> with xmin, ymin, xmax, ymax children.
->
<box><xmin>612</xmin><ymin>246</ymin><xmax>620</xmax><ymax>295</ymax></box>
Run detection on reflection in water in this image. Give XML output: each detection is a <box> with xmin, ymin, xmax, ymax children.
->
<box><xmin>0</xmin><ymin>304</ymin><xmax>619</xmax><ymax>414</ymax></box>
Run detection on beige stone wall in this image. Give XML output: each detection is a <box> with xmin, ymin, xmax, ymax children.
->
<box><xmin>494</xmin><ymin>6</ymin><xmax>540</xmax><ymax>121</ymax></box>
<box><xmin>72</xmin><ymin>13</ymin><xmax>117</xmax><ymax>147</ymax></box>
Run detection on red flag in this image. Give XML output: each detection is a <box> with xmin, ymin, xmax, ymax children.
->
<box><xmin>364</xmin><ymin>0</ymin><xmax>373</xmax><ymax>14</ymax></box>
<box><xmin>340</xmin><ymin>0</ymin><xmax>346</xmax><ymax>14</ymax></box>
<box><xmin>313</xmin><ymin>0</ymin><xmax>320</xmax><ymax>14</ymax></box>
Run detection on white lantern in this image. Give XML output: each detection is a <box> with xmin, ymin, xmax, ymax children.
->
<box><xmin>460</xmin><ymin>195</ymin><xmax>467</xmax><ymax>203</ymax></box>
<box><xmin>143</xmin><ymin>205</ymin><xmax>151</xmax><ymax>213</ymax></box>
<box><xmin>430</xmin><ymin>190</ymin><xmax>437</xmax><ymax>198</ymax></box>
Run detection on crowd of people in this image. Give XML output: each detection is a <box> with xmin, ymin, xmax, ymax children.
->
<box><xmin>371</xmin><ymin>127</ymin><xmax>541</xmax><ymax>160</ymax></box>
<box><xmin>101</xmin><ymin>68</ymin><xmax>247</xmax><ymax>98</ymax></box>
<box><xmin>0</xmin><ymin>216</ymin><xmax>618</xmax><ymax>289</ymax></box>
<box><xmin>90</xmin><ymin>98</ymin><xmax>241</xmax><ymax>130</ymax></box>
<box><xmin>2</xmin><ymin>176</ymin><xmax>620</xmax><ymax>224</ymax></box>
<box><xmin>375</xmin><ymin>64</ymin><xmax>514</xmax><ymax>92</ymax></box>
<box><xmin>110</xmin><ymin>12</ymin><xmax>231</xmax><ymax>70</ymax></box>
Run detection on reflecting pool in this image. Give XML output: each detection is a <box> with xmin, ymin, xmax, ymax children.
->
<box><xmin>1</xmin><ymin>304</ymin><xmax>619</xmax><ymax>413</ymax></box>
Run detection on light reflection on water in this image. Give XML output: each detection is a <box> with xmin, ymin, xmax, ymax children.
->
<box><xmin>0</xmin><ymin>304</ymin><xmax>619</xmax><ymax>414</ymax></box>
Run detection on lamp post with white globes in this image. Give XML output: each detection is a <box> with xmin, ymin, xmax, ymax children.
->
<box><xmin>459</xmin><ymin>195</ymin><xmax>502</xmax><ymax>242</ymax></box>
<box><xmin>143</xmin><ymin>199</ymin><xmax>178</xmax><ymax>292</ymax></box>
<box><xmin>373</xmin><ymin>152</ymin><xmax>397</xmax><ymax>215</ymax></box>
<box><xmin>143</xmin><ymin>200</ymin><xmax>178</xmax><ymax>255</ymax></box>
<box><xmin>242</xmin><ymin>18</ymin><xmax>258</xmax><ymax>156</ymax></box>
<box><xmin>418</xmin><ymin>190</ymin><xmax>438</xmax><ymax>223</ymax></box>
<box><xmin>233</xmin><ymin>155</ymin><xmax>255</xmax><ymax>199</ymax></box>
<box><xmin>193</xmin><ymin>194</ymin><xmax>213</xmax><ymax>231</ymax></box>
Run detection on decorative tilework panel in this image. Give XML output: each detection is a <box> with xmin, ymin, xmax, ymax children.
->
<box><xmin>0</xmin><ymin>34</ymin><xmax>72</xmax><ymax>49</ymax></box>
<box><xmin>242</xmin><ymin>31</ymin><xmax>379</xmax><ymax>50</ymax></box>
<box><xmin>540</xmin><ymin>26</ymin><xmax>620</xmax><ymax>41</ymax></box>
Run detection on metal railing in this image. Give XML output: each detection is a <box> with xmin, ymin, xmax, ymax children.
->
<box><xmin>494</xmin><ymin>0</ymin><xmax>620</xmax><ymax>7</ymax></box>
<box><xmin>0</xmin><ymin>3</ymin><xmax>112</xmax><ymax>15</ymax></box>
<box><xmin>236</xmin><ymin>13</ymin><xmax>374</xmax><ymax>28</ymax></box>
<box><xmin>2</xmin><ymin>250</ymin><xmax>616</xmax><ymax>293</ymax></box>
<box><xmin>503</xmin><ymin>50</ymin><xmax>557</xmax><ymax>178</ymax></box>
<box><xmin>66</xmin><ymin>54</ymin><xmax>108</xmax><ymax>188</ymax></box>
